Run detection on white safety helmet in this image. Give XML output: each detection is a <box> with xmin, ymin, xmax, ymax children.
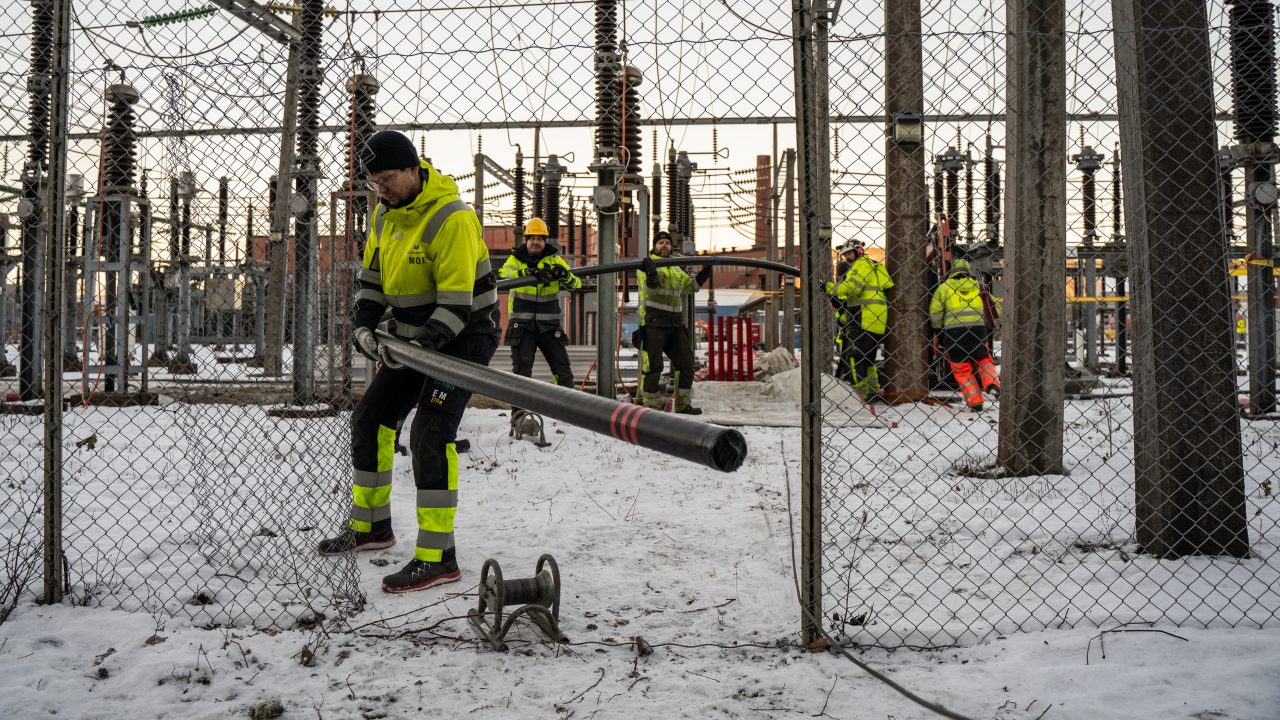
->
<box><xmin>839</xmin><ymin>239</ymin><xmax>864</xmax><ymax>256</ymax></box>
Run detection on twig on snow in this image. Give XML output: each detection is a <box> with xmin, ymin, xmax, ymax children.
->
<box><xmin>678</xmin><ymin>598</ymin><xmax>736</xmax><ymax>613</ymax></box>
<box><xmin>562</xmin><ymin>667</ymin><xmax>606</xmax><ymax>706</ymax></box>
<box><xmin>813</xmin><ymin>675</ymin><xmax>839</xmax><ymax>717</ymax></box>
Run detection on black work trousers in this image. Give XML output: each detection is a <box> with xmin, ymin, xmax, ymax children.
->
<box><xmin>939</xmin><ymin>327</ymin><xmax>992</xmax><ymax>363</ymax></box>
<box><xmin>641</xmin><ymin>324</ymin><xmax>695</xmax><ymax>393</ymax></box>
<box><xmin>349</xmin><ymin>332</ymin><xmax>497</xmax><ymax>561</ymax></box>
<box><xmin>839</xmin><ymin>325</ymin><xmax>884</xmax><ymax>385</ymax></box>
<box><xmin>510</xmin><ymin>325</ymin><xmax>574</xmax><ymax>388</ymax></box>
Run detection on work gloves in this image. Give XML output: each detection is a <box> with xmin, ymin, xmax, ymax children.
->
<box><xmin>354</xmin><ymin>326</ymin><xmax>382</xmax><ymax>364</ymax></box>
<box><xmin>695</xmin><ymin>264</ymin><xmax>713</xmax><ymax>286</ymax></box>
<box><xmin>639</xmin><ymin>256</ymin><xmax>657</xmax><ymax>276</ymax></box>
<box><xmin>525</xmin><ymin>266</ymin><xmax>553</xmax><ymax>283</ymax></box>
<box><xmin>822</xmin><ymin>282</ymin><xmax>844</xmax><ymax>311</ymax></box>
<box><xmin>548</xmin><ymin>264</ymin><xmax>570</xmax><ymax>281</ymax></box>
<box><xmin>354</xmin><ymin>326</ymin><xmax>425</xmax><ymax>370</ymax></box>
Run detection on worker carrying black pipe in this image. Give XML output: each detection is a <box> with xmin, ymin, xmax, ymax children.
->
<box><xmin>495</xmin><ymin>255</ymin><xmax>798</xmax><ymax>292</ymax></box>
<box><xmin>637</xmin><ymin>231</ymin><xmax>713</xmax><ymax>413</ymax></box>
<box><xmin>498</xmin><ymin>217</ymin><xmax>582</xmax><ymax>417</ymax></box>
<box><xmin>318</xmin><ymin>130</ymin><xmax>501</xmax><ymax>596</ymax></box>
<box><xmin>375</xmin><ymin>330</ymin><xmax>748</xmax><ymax>472</ymax></box>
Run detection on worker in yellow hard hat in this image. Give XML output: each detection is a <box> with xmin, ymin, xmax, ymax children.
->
<box><xmin>498</xmin><ymin>218</ymin><xmax>582</xmax><ymax>416</ymax></box>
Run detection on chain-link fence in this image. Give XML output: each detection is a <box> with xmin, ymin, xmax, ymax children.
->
<box><xmin>0</xmin><ymin>0</ymin><xmax>1277</xmax><ymax>646</ymax></box>
<box><xmin>805</xmin><ymin>0</ymin><xmax>1280</xmax><ymax>648</ymax></box>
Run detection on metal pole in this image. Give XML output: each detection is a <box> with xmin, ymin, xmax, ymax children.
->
<box><xmin>289</xmin><ymin>0</ymin><xmax>324</xmax><ymax>405</ymax></box>
<box><xmin>765</xmin><ymin>138</ymin><xmax>779</xmax><ymax>349</ymax></box>
<box><xmin>62</xmin><ymin>183</ymin><xmax>79</xmax><ymax>367</ymax></box>
<box><xmin>173</xmin><ymin>173</ymin><xmax>193</xmax><ymax>368</ymax></box>
<box><xmin>782</xmin><ymin>149</ymin><xmax>796</xmax><ymax>352</ymax></box>
<box><xmin>595</xmin><ymin>164</ymin><xmax>619</xmax><ymax>398</ymax></box>
<box><xmin>1228</xmin><ymin>0</ymin><xmax>1278</xmax><ymax>415</ymax></box>
<box><xmin>265</xmin><ymin>15</ymin><xmax>302</xmax><ymax>377</ymax></box>
<box><xmin>43</xmin><ymin>0</ymin><xmax>73</xmax><ymax>604</ymax></box>
<box><xmin>474</xmin><ymin>151</ymin><xmax>485</xmax><ymax>226</ymax></box>
<box><xmin>19</xmin><ymin>0</ymin><xmax>53</xmax><ymax>401</ymax></box>
<box><xmin>792</xmin><ymin>0</ymin><xmax>828</xmax><ymax>648</ymax></box>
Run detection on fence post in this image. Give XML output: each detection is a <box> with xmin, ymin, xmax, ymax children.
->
<box><xmin>792</xmin><ymin>0</ymin><xmax>830</xmax><ymax>647</ymax></box>
<box><xmin>42</xmin><ymin>0</ymin><xmax>73</xmax><ymax>604</ymax></box>
<box><xmin>1113</xmin><ymin>0</ymin><xmax>1248</xmax><ymax>557</ymax></box>
<box><xmin>997</xmin><ymin>0</ymin><xmax>1067</xmax><ymax>475</ymax></box>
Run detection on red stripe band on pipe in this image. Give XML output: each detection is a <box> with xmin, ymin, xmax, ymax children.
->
<box><xmin>608</xmin><ymin>403</ymin><xmax>630</xmax><ymax>441</ymax></box>
<box><xmin>624</xmin><ymin>406</ymin><xmax>648</xmax><ymax>445</ymax></box>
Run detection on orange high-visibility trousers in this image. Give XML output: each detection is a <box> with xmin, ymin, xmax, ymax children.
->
<box><xmin>976</xmin><ymin>355</ymin><xmax>1000</xmax><ymax>391</ymax></box>
<box><xmin>949</xmin><ymin>359</ymin><xmax>984</xmax><ymax>408</ymax></box>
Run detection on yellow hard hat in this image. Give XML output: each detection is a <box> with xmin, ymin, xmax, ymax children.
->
<box><xmin>523</xmin><ymin>217</ymin><xmax>549</xmax><ymax>237</ymax></box>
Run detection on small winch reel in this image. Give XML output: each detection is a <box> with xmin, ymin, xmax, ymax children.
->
<box><xmin>509</xmin><ymin>409</ymin><xmax>551</xmax><ymax>447</ymax></box>
<box><xmin>468</xmin><ymin>554</ymin><xmax>568</xmax><ymax>651</ymax></box>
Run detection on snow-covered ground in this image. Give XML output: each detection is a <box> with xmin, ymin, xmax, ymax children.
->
<box><xmin>1</xmin><ymin>393</ymin><xmax>1278</xmax><ymax>719</ymax></box>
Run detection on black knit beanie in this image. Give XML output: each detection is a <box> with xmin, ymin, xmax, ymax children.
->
<box><xmin>362</xmin><ymin>131</ymin><xmax>419</xmax><ymax>174</ymax></box>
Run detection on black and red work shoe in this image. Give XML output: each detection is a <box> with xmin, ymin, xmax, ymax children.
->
<box><xmin>381</xmin><ymin>558</ymin><xmax>462</xmax><ymax>594</ymax></box>
<box><xmin>315</xmin><ymin>529</ymin><xmax>396</xmax><ymax>557</ymax></box>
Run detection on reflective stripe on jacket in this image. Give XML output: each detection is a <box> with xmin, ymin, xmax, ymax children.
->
<box><xmin>929</xmin><ymin>272</ymin><xmax>987</xmax><ymax>330</ymax></box>
<box><xmin>498</xmin><ymin>244</ymin><xmax>581</xmax><ymax>329</ymax></box>
<box><xmin>836</xmin><ymin>255</ymin><xmax>893</xmax><ymax>334</ymax></box>
<box><xmin>355</xmin><ymin>160</ymin><xmax>499</xmax><ymax>343</ymax></box>
<box><xmin>637</xmin><ymin>254</ymin><xmax>695</xmax><ymax>327</ymax></box>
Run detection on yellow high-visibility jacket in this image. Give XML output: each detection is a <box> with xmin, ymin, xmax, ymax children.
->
<box><xmin>835</xmin><ymin>255</ymin><xmax>893</xmax><ymax>334</ymax></box>
<box><xmin>355</xmin><ymin>160</ymin><xmax>499</xmax><ymax>345</ymax></box>
<box><xmin>638</xmin><ymin>255</ymin><xmax>698</xmax><ymax>327</ymax></box>
<box><xmin>929</xmin><ymin>271</ymin><xmax>987</xmax><ymax>330</ymax></box>
<box><xmin>498</xmin><ymin>243</ymin><xmax>581</xmax><ymax>333</ymax></box>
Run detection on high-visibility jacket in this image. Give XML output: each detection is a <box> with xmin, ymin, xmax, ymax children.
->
<box><xmin>498</xmin><ymin>243</ymin><xmax>582</xmax><ymax>333</ymax></box>
<box><xmin>929</xmin><ymin>271</ymin><xmax>987</xmax><ymax>330</ymax></box>
<box><xmin>355</xmin><ymin>160</ymin><xmax>499</xmax><ymax>345</ymax></box>
<box><xmin>835</xmin><ymin>255</ymin><xmax>893</xmax><ymax>334</ymax></box>
<box><xmin>637</xmin><ymin>254</ymin><xmax>697</xmax><ymax>327</ymax></box>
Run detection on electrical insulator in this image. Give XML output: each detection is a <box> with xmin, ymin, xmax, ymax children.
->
<box><xmin>102</xmin><ymin>84</ymin><xmax>140</xmax><ymax>195</ymax></box>
<box><xmin>1229</xmin><ymin>0</ymin><xmax>1277</xmax><ymax>143</ymax></box>
<box><xmin>345</xmin><ymin>74</ymin><xmax>380</xmax><ymax>184</ymax></box>
<box><xmin>939</xmin><ymin>146</ymin><xmax>964</xmax><ymax>237</ymax></box>
<box><xmin>1072</xmin><ymin>145</ymin><xmax>1104</xmax><ymax>245</ymax></box>
<box><xmin>513</xmin><ymin>150</ymin><xmax>526</xmax><ymax>239</ymax></box>
<box><xmin>594</xmin><ymin>0</ymin><xmax>620</xmax><ymax>156</ymax></box>
<box><xmin>544</xmin><ymin>154</ymin><xmax>564</xmax><ymax>242</ymax></box>
<box><xmin>28</xmin><ymin>0</ymin><xmax>53</xmax><ymax>169</ymax></box>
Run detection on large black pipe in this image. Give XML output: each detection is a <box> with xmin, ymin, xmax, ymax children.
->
<box><xmin>375</xmin><ymin>331</ymin><xmax>748</xmax><ymax>473</ymax></box>
<box><xmin>496</xmin><ymin>255</ymin><xmax>799</xmax><ymax>292</ymax></box>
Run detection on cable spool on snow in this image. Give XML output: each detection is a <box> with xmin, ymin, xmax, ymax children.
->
<box><xmin>468</xmin><ymin>555</ymin><xmax>567</xmax><ymax>651</ymax></box>
<box><xmin>509</xmin><ymin>408</ymin><xmax>551</xmax><ymax>447</ymax></box>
